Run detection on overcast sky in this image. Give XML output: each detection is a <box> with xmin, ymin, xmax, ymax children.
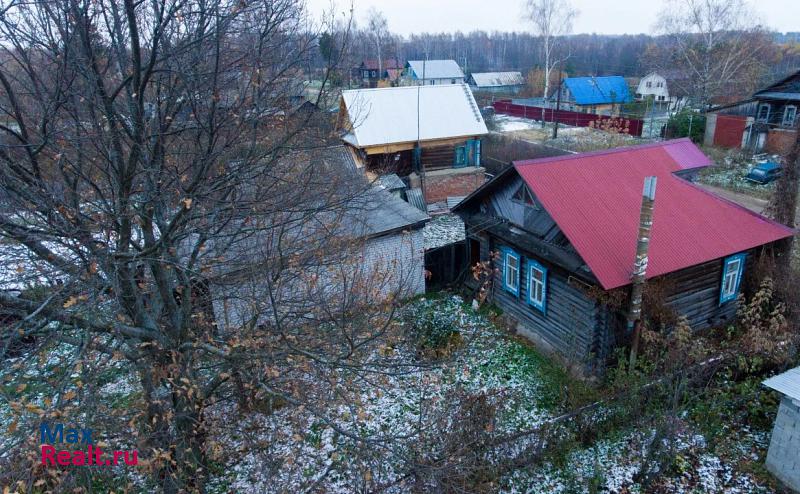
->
<box><xmin>306</xmin><ymin>0</ymin><xmax>799</xmax><ymax>36</ymax></box>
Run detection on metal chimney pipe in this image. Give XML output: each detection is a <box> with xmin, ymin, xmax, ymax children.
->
<box><xmin>628</xmin><ymin>176</ymin><xmax>657</xmax><ymax>369</ymax></box>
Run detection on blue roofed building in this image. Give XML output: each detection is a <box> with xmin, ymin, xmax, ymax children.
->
<box><xmin>559</xmin><ymin>76</ymin><xmax>633</xmax><ymax>115</ymax></box>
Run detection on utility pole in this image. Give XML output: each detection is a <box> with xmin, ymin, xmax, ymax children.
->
<box><xmin>688</xmin><ymin>114</ymin><xmax>693</xmax><ymax>140</ymax></box>
<box><xmin>552</xmin><ymin>70</ymin><xmax>563</xmax><ymax>139</ymax></box>
<box><xmin>628</xmin><ymin>176</ymin><xmax>657</xmax><ymax>371</ymax></box>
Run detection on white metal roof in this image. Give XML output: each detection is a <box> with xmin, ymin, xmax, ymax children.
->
<box><xmin>470</xmin><ymin>71</ymin><xmax>524</xmax><ymax>87</ymax></box>
<box><xmin>341</xmin><ymin>84</ymin><xmax>487</xmax><ymax>148</ymax></box>
<box><xmin>763</xmin><ymin>366</ymin><xmax>800</xmax><ymax>401</ymax></box>
<box><xmin>407</xmin><ymin>60</ymin><xmax>464</xmax><ymax>80</ymax></box>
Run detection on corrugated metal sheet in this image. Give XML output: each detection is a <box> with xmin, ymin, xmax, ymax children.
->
<box><xmin>514</xmin><ymin>139</ymin><xmax>795</xmax><ymax>289</ymax></box>
<box><xmin>564</xmin><ymin>76</ymin><xmax>632</xmax><ymax>105</ymax></box>
<box><xmin>446</xmin><ymin>196</ymin><xmax>466</xmax><ymax>210</ymax></box>
<box><xmin>377</xmin><ymin>173</ymin><xmax>406</xmax><ymax>191</ymax></box>
<box><xmin>470</xmin><ymin>72</ymin><xmax>524</xmax><ymax>88</ymax></box>
<box><xmin>764</xmin><ymin>366</ymin><xmax>800</xmax><ymax>401</ymax></box>
<box><xmin>406</xmin><ymin>188</ymin><xmax>426</xmax><ymax>212</ymax></box>
<box><xmin>407</xmin><ymin>60</ymin><xmax>464</xmax><ymax>80</ymax></box>
<box><xmin>341</xmin><ymin>84</ymin><xmax>487</xmax><ymax>148</ymax></box>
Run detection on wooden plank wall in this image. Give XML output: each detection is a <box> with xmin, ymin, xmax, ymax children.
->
<box><xmin>422</xmin><ymin>143</ymin><xmax>457</xmax><ymax>170</ymax></box>
<box><xmin>489</xmin><ymin>237</ymin><xmax>599</xmax><ymax>366</ymax></box>
<box><xmin>660</xmin><ymin>256</ymin><xmax>745</xmax><ymax>329</ymax></box>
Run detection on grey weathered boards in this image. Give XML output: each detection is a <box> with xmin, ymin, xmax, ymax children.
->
<box><xmin>455</xmin><ymin>157</ymin><xmax>788</xmax><ymax>371</ymax></box>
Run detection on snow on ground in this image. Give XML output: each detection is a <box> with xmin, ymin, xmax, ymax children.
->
<box><xmin>208</xmin><ymin>295</ymin><xmax>563</xmax><ymax>493</ymax></box>
<box><xmin>492</xmin><ymin>114</ymin><xmax>542</xmax><ymax>133</ymax></box>
<box><xmin>423</xmin><ymin>214</ymin><xmax>465</xmax><ymax>250</ymax></box>
<box><xmin>698</xmin><ymin>152</ymin><xmax>783</xmax><ymax>199</ymax></box>
<box><xmin>503</xmin><ymin>424</ymin><xmax>772</xmax><ymax>493</ymax></box>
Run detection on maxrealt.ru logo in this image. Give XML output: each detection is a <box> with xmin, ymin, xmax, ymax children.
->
<box><xmin>40</xmin><ymin>422</ymin><xmax>138</xmax><ymax>466</ymax></box>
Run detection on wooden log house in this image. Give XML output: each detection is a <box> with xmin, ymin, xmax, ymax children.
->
<box><xmin>453</xmin><ymin>139</ymin><xmax>795</xmax><ymax>371</ymax></box>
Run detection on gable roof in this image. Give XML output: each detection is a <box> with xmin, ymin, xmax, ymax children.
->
<box><xmin>361</xmin><ymin>59</ymin><xmax>403</xmax><ymax>70</ymax></box>
<box><xmin>470</xmin><ymin>72</ymin><xmax>525</xmax><ymax>87</ymax></box>
<box><xmin>308</xmin><ymin>147</ymin><xmax>428</xmax><ymax>237</ymax></box>
<box><xmin>459</xmin><ymin>139</ymin><xmax>794</xmax><ymax>290</ymax></box>
<box><xmin>564</xmin><ymin>76</ymin><xmax>633</xmax><ymax>105</ymax></box>
<box><xmin>753</xmin><ymin>68</ymin><xmax>800</xmax><ymax>100</ymax></box>
<box><xmin>513</xmin><ymin>139</ymin><xmax>794</xmax><ymax>289</ymax></box>
<box><xmin>340</xmin><ymin>84</ymin><xmax>487</xmax><ymax>148</ymax></box>
<box><xmin>406</xmin><ymin>60</ymin><xmax>464</xmax><ymax>80</ymax></box>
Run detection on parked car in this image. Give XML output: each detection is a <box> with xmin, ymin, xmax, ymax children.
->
<box><xmin>745</xmin><ymin>162</ymin><xmax>782</xmax><ymax>184</ymax></box>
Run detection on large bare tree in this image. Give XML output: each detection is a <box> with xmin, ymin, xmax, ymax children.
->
<box><xmin>651</xmin><ymin>0</ymin><xmax>775</xmax><ymax>107</ymax></box>
<box><xmin>524</xmin><ymin>0</ymin><xmax>576</xmax><ymax>100</ymax></box>
<box><xmin>0</xmin><ymin>0</ymin><xmax>435</xmax><ymax>492</ymax></box>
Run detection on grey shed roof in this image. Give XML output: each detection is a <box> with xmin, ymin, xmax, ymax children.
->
<box><xmin>349</xmin><ymin>185</ymin><xmax>429</xmax><ymax>237</ymax></box>
<box><xmin>763</xmin><ymin>366</ymin><xmax>800</xmax><ymax>401</ymax></box>
<box><xmin>407</xmin><ymin>60</ymin><xmax>464</xmax><ymax>80</ymax></box>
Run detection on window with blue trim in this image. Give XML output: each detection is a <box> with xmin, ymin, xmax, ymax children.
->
<box><xmin>501</xmin><ymin>248</ymin><xmax>520</xmax><ymax>295</ymax></box>
<box><xmin>720</xmin><ymin>253</ymin><xmax>746</xmax><ymax>304</ymax></box>
<box><xmin>527</xmin><ymin>260</ymin><xmax>547</xmax><ymax>313</ymax></box>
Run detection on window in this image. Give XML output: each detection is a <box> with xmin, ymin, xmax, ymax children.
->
<box><xmin>719</xmin><ymin>253</ymin><xmax>746</xmax><ymax>304</ymax></box>
<box><xmin>451</xmin><ymin>79</ymin><xmax>457</xmax><ymax>84</ymax></box>
<box><xmin>783</xmin><ymin>105</ymin><xmax>797</xmax><ymax>127</ymax></box>
<box><xmin>512</xmin><ymin>183</ymin><xmax>538</xmax><ymax>208</ymax></box>
<box><xmin>757</xmin><ymin>103</ymin><xmax>771</xmax><ymax>123</ymax></box>
<box><xmin>501</xmin><ymin>248</ymin><xmax>520</xmax><ymax>295</ymax></box>
<box><xmin>646</xmin><ymin>81</ymin><xmax>652</xmax><ymax>88</ymax></box>
<box><xmin>658</xmin><ymin>95</ymin><xmax>665</xmax><ymax>101</ymax></box>
<box><xmin>527</xmin><ymin>260</ymin><xmax>548</xmax><ymax>313</ymax></box>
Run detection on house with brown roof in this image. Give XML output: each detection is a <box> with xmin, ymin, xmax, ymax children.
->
<box><xmin>453</xmin><ymin>139</ymin><xmax>794</xmax><ymax>370</ymax></box>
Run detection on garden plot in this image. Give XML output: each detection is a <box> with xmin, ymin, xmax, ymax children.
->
<box><xmin>207</xmin><ymin>295</ymin><xmax>574</xmax><ymax>493</ymax></box>
<box><xmin>698</xmin><ymin>152</ymin><xmax>783</xmax><ymax>199</ymax></box>
<box><xmin>503</xmin><ymin>423</ymin><xmax>772</xmax><ymax>493</ymax></box>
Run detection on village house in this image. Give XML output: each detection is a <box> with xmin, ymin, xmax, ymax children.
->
<box><xmin>468</xmin><ymin>71</ymin><xmax>525</xmax><ymax>94</ymax></box>
<box><xmin>558</xmin><ymin>76</ymin><xmax>633</xmax><ymax>115</ymax></box>
<box><xmin>704</xmin><ymin>69</ymin><xmax>799</xmax><ymax>154</ymax></box>
<box><xmin>634</xmin><ymin>72</ymin><xmax>687</xmax><ymax>110</ymax></box>
<box><xmin>354</xmin><ymin>58</ymin><xmax>404</xmax><ymax>88</ymax></box>
<box><xmin>403</xmin><ymin>60</ymin><xmax>465</xmax><ymax>86</ymax></box>
<box><xmin>453</xmin><ymin>139</ymin><xmax>794</xmax><ymax>370</ymax></box>
<box><xmin>337</xmin><ymin>84</ymin><xmax>488</xmax><ymax>206</ymax></box>
<box><xmin>212</xmin><ymin>146</ymin><xmax>430</xmax><ymax>330</ymax></box>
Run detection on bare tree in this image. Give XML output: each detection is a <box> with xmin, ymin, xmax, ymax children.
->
<box><xmin>366</xmin><ymin>7</ymin><xmax>389</xmax><ymax>76</ymax></box>
<box><xmin>652</xmin><ymin>0</ymin><xmax>775</xmax><ymax>107</ymax></box>
<box><xmin>524</xmin><ymin>0</ymin><xmax>576</xmax><ymax>100</ymax></box>
<box><xmin>0</xmin><ymin>0</ymin><xmax>436</xmax><ymax>492</ymax></box>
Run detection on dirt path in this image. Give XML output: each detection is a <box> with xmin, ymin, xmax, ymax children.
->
<box><xmin>695</xmin><ymin>183</ymin><xmax>770</xmax><ymax>215</ymax></box>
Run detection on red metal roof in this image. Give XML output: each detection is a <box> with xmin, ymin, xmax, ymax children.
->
<box><xmin>514</xmin><ymin>138</ymin><xmax>795</xmax><ymax>290</ymax></box>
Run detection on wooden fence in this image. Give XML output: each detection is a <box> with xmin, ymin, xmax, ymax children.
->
<box><xmin>493</xmin><ymin>100</ymin><xmax>645</xmax><ymax>137</ymax></box>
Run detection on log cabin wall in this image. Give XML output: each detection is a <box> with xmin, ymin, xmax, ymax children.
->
<box><xmin>489</xmin><ymin>236</ymin><xmax>602</xmax><ymax>369</ymax></box>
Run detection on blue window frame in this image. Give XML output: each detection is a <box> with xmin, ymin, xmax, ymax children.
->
<box><xmin>500</xmin><ymin>247</ymin><xmax>520</xmax><ymax>296</ymax></box>
<box><xmin>527</xmin><ymin>260</ymin><xmax>548</xmax><ymax>313</ymax></box>
<box><xmin>719</xmin><ymin>253</ymin><xmax>746</xmax><ymax>304</ymax></box>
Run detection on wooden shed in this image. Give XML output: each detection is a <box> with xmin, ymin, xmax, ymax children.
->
<box><xmin>453</xmin><ymin>139</ymin><xmax>794</xmax><ymax>370</ymax></box>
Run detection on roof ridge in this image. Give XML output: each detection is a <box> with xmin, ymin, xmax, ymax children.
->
<box><xmin>513</xmin><ymin>138</ymin><xmax>694</xmax><ymax>168</ymax></box>
<box><xmin>342</xmin><ymin>84</ymin><xmax>464</xmax><ymax>94</ymax></box>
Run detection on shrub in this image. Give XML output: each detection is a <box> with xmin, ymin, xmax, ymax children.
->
<box><xmin>403</xmin><ymin>297</ymin><xmax>463</xmax><ymax>355</ymax></box>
